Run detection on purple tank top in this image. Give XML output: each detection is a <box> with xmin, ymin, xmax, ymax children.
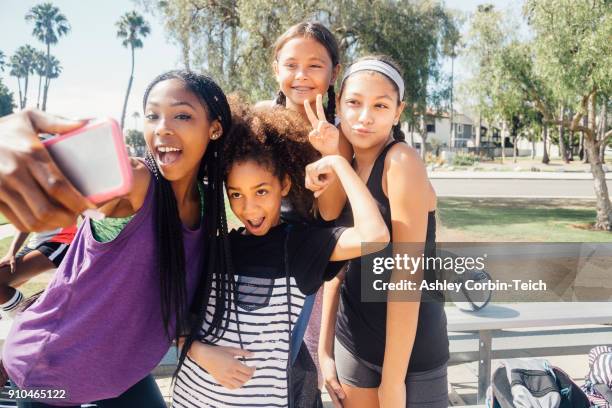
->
<box><xmin>2</xmin><ymin>178</ymin><xmax>204</xmax><ymax>404</ymax></box>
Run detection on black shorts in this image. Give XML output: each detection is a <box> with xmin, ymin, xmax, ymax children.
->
<box><xmin>335</xmin><ymin>338</ymin><xmax>448</xmax><ymax>408</ymax></box>
<box><xmin>15</xmin><ymin>242</ymin><xmax>70</xmax><ymax>268</ymax></box>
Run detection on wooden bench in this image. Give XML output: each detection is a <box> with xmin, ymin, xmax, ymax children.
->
<box><xmin>446</xmin><ymin>302</ymin><xmax>612</xmax><ymax>404</ymax></box>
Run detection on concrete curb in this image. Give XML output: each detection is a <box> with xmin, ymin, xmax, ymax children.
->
<box><xmin>428</xmin><ymin>171</ymin><xmax>612</xmax><ymax>180</ymax></box>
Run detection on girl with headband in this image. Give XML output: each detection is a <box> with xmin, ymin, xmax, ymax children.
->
<box><xmin>2</xmin><ymin>70</ymin><xmax>233</xmax><ymax>407</ymax></box>
<box><xmin>316</xmin><ymin>56</ymin><xmax>449</xmax><ymax>408</ymax></box>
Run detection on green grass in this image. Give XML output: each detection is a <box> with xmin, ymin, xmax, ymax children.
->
<box><xmin>438</xmin><ymin>198</ymin><xmax>612</xmax><ymax>242</ymax></box>
<box><xmin>0</xmin><ymin>237</ymin><xmax>51</xmax><ymax>297</ymax></box>
<box><xmin>0</xmin><ymin>214</ymin><xmax>7</xmax><ymax>226</ymax></box>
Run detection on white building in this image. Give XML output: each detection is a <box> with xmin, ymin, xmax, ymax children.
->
<box><xmin>404</xmin><ymin>110</ymin><xmax>478</xmax><ymax>149</ymax></box>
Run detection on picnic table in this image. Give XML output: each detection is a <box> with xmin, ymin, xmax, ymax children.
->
<box><xmin>446</xmin><ymin>302</ymin><xmax>612</xmax><ymax>404</ymax></box>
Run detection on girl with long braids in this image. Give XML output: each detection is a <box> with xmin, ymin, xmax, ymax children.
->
<box><xmin>1</xmin><ymin>70</ymin><xmax>234</xmax><ymax>407</ymax></box>
<box><xmin>172</xmin><ymin>100</ymin><xmax>389</xmax><ymax>408</ymax></box>
<box><xmin>318</xmin><ymin>55</ymin><xmax>450</xmax><ymax>408</ymax></box>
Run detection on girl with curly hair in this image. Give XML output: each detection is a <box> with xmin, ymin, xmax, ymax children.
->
<box><xmin>171</xmin><ymin>101</ymin><xmax>389</xmax><ymax>408</ymax></box>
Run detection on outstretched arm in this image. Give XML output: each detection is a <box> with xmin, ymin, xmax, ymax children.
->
<box><xmin>305</xmin><ymin>155</ymin><xmax>389</xmax><ymax>261</ymax></box>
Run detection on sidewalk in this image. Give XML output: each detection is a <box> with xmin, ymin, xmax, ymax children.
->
<box><xmin>0</xmin><ymin>224</ymin><xmax>15</xmax><ymax>241</ymax></box>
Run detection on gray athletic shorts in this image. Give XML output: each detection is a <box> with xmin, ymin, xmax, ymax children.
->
<box><xmin>335</xmin><ymin>338</ymin><xmax>448</xmax><ymax>408</ymax></box>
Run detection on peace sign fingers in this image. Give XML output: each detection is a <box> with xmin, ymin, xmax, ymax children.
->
<box><xmin>304</xmin><ymin>94</ymin><xmax>327</xmax><ymax>129</ymax></box>
<box><xmin>304</xmin><ymin>98</ymin><xmax>320</xmax><ymax>129</ymax></box>
<box><xmin>304</xmin><ymin>94</ymin><xmax>339</xmax><ymax>156</ymax></box>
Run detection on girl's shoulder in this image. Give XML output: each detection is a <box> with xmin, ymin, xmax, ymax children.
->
<box><xmin>98</xmin><ymin>158</ymin><xmax>151</xmax><ymax>218</ymax></box>
<box><xmin>382</xmin><ymin>142</ymin><xmax>437</xmax><ymax>209</ymax></box>
<box><xmin>383</xmin><ymin>142</ymin><xmax>426</xmax><ymax>176</ymax></box>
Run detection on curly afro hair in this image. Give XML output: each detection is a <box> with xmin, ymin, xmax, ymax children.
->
<box><xmin>223</xmin><ymin>98</ymin><xmax>321</xmax><ymax>221</ymax></box>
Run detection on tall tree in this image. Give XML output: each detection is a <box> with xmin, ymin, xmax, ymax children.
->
<box><xmin>8</xmin><ymin>57</ymin><xmax>24</xmax><ymax>110</ymax></box>
<box><xmin>9</xmin><ymin>45</ymin><xmax>37</xmax><ymax>109</ymax></box>
<box><xmin>138</xmin><ymin>0</ymin><xmax>459</xmax><ymax>117</ymax></box>
<box><xmin>32</xmin><ymin>49</ymin><xmax>47</xmax><ymax>109</ymax></box>
<box><xmin>26</xmin><ymin>2</ymin><xmax>70</xmax><ymax>111</ymax></box>
<box><xmin>326</xmin><ymin>0</ymin><xmax>460</xmax><ymax>159</ymax></box>
<box><xmin>502</xmin><ymin>0</ymin><xmax>612</xmax><ymax>230</ymax></box>
<box><xmin>43</xmin><ymin>55</ymin><xmax>62</xmax><ymax>104</ymax></box>
<box><xmin>116</xmin><ymin>11</ymin><xmax>150</xmax><ymax>131</ymax></box>
<box><xmin>462</xmin><ymin>4</ymin><xmax>510</xmax><ymax>154</ymax></box>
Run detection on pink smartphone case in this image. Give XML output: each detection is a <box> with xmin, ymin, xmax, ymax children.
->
<box><xmin>42</xmin><ymin>118</ymin><xmax>133</xmax><ymax>204</ymax></box>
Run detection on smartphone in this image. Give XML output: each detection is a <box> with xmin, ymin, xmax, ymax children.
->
<box><xmin>42</xmin><ymin>118</ymin><xmax>133</xmax><ymax>204</ymax></box>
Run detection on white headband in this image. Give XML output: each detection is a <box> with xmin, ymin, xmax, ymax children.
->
<box><xmin>341</xmin><ymin>60</ymin><xmax>405</xmax><ymax>100</ymax></box>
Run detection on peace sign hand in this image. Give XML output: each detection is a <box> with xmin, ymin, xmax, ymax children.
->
<box><xmin>304</xmin><ymin>94</ymin><xmax>340</xmax><ymax>156</ymax></box>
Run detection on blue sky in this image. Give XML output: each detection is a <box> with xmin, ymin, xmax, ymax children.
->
<box><xmin>0</xmin><ymin>0</ymin><xmax>527</xmax><ymax>126</ymax></box>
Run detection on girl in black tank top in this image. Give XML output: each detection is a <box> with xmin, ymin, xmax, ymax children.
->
<box><xmin>318</xmin><ymin>57</ymin><xmax>449</xmax><ymax>408</ymax></box>
<box><xmin>335</xmin><ymin>140</ymin><xmax>448</xmax><ymax>372</ymax></box>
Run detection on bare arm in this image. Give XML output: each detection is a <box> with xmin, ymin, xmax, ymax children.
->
<box><xmin>318</xmin><ymin>273</ymin><xmax>346</xmax><ymax>407</ymax></box>
<box><xmin>315</xmin><ymin>132</ymin><xmax>351</xmax><ymax>221</ymax></box>
<box><xmin>318</xmin><ymin>272</ymin><xmax>343</xmax><ymax>360</ymax></box>
<box><xmin>7</xmin><ymin>232</ymin><xmax>29</xmax><ymax>256</ymax></box>
<box><xmin>0</xmin><ymin>231</ymin><xmax>30</xmax><ymax>271</ymax></box>
<box><xmin>306</xmin><ymin>155</ymin><xmax>389</xmax><ymax>262</ymax></box>
<box><xmin>379</xmin><ymin>145</ymin><xmax>432</xmax><ymax>407</ymax></box>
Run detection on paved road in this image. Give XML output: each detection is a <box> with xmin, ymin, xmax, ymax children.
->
<box><xmin>430</xmin><ymin>173</ymin><xmax>612</xmax><ymax>199</ymax></box>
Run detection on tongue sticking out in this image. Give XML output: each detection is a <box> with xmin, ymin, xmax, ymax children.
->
<box><xmin>159</xmin><ymin>150</ymin><xmax>181</xmax><ymax>165</ymax></box>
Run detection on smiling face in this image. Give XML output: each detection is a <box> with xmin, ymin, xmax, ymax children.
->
<box><xmin>338</xmin><ymin>71</ymin><xmax>405</xmax><ymax>151</ymax></box>
<box><xmin>274</xmin><ymin>37</ymin><xmax>337</xmax><ymax>112</ymax></box>
<box><xmin>226</xmin><ymin>160</ymin><xmax>291</xmax><ymax>236</ymax></box>
<box><xmin>143</xmin><ymin>78</ymin><xmax>221</xmax><ymax>181</ymax></box>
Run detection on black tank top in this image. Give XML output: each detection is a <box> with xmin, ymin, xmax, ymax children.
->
<box><xmin>335</xmin><ymin>140</ymin><xmax>449</xmax><ymax>372</ymax></box>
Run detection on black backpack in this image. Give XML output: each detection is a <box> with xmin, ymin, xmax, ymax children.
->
<box><xmin>488</xmin><ymin>363</ymin><xmax>591</xmax><ymax>408</ymax></box>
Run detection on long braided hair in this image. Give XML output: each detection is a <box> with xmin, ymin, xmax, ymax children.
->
<box><xmin>140</xmin><ymin>70</ymin><xmax>235</xmax><ymax>375</ymax></box>
<box><xmin>273</xmin><ymin>21</ymin><xmax>339</xmax><ymax>123</ymax></box>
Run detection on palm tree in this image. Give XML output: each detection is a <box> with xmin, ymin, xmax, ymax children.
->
<box><xmin>9</xmin><ymin>45</ymin><xmax>37</xmax><ymax>109</ymax></box>
<box><xmin>43</xmin><ymin>56</ymin><xmax>62</xmax><ymax>109</ymax></box>
<box><xmin>116</xmin><ymin>11</ymin><xmax>150</xmax><ymax>130</ymax></box>
<box><xmin>9</xmin><ymin>57</ymin><xmax>24</xmax><ymax>109</ymax></box>
<box><xmin>32</xmin><ymin>50</ymin><xmax>46</xmax><ymax>109</ymax></box>
<box><xmin>26</xmin><ymin>3</ymin><xmax>70</xmax><ymax>111</ymax></box>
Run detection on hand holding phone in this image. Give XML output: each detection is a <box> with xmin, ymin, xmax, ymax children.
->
<box><xmin>0</xmin><ymin>109</ymin><xmax>94</xmax><ymax>231</ymax></box>
<box><xmin>42</xmin><ymin>118</ymin><xmax>133</xmax><ymax>204</ymax></box>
